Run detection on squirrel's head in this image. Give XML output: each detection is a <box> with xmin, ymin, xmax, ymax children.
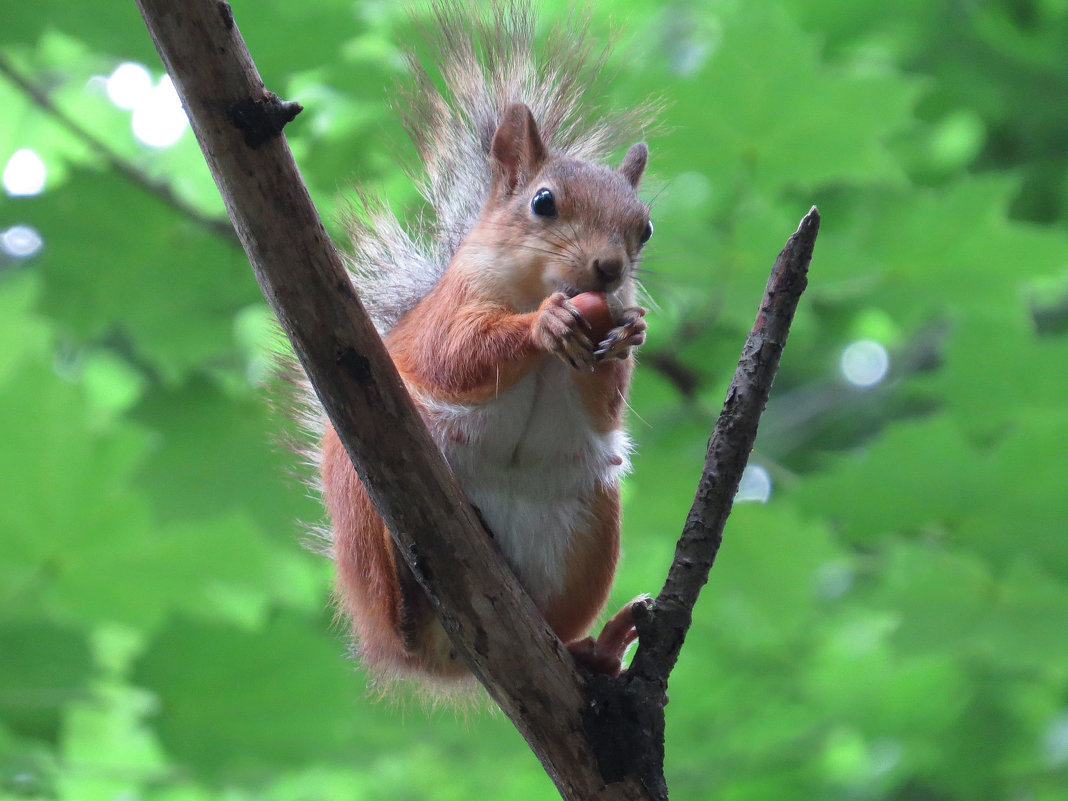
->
<box><xmin>460</xmin><ymin>103</ymin><xmax>652</xmax><ymax>311</ymax></box>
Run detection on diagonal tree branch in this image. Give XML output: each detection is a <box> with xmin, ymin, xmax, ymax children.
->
<box><xmin>632</xmin><ymin>207</ymin><xmax>820</xmax><ymax>683</ymax></box>
<box><xmin>133</xmin><ymin>1</ymin><xmax>816</xmax><ymax>799</ymax></box>
<box><xmin>590</xmin><ymin>210</ymin><xmax>819</xmax><ymax>792</ymax></box>
<box><xmin>132</xmin><ymin>2</ymin><xmax>649</xmax><ymax>799</ymax></box>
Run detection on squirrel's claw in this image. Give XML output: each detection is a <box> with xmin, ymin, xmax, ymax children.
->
<box><xmin>594</xmin><ymin>306</ymin><xmax>647</xmax><ymax>360</ymax></box>
<box><xmin>567</xmin><ymin>595</ymin><xmax>652</xmax><ymax>676</ymax></box>
<box><xmin>534</xmin><ymin>292</ymin><xmax>598</xmax><ymax>368</ymax></box>
<box><xmin>561</xmin><ymin>298</ymin><xmax>592</xmax><ymax>331</ymax></box>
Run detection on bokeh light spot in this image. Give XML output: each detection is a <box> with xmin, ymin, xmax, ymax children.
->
<box><xmin>3</xmin><ymin>149</ymin><xmax>47</xmax><ymax>196</ymax></box>
<box><xmin>106</xmin><ymin>62</ymin><xmax>153</xmax><ymax>110</ymax></box>
<box><xmin>1</xmin><ymin>225</ymin><xmax>43</xmax><ymax>259</ymax></box>
<box><xmin>735</xmin><ymin>464</ymin><xmax>772</xmax><ymax>504</ymax></box>
<box><xmin>840</xmin><ymin>339</ymin><xmax>889</xmax><ymax>387</ymax></box>
<box><xmin>815</xmin><ymin>560</ymin><xmax>854</xmax><ymax>600</ymax></box>
<box><xmin>1044</xmin><ymin>712</ymin><xmax>1068</xmax><ymax>767</ymax></box>
<box><xmin>132</xmin><ymin>75</ymin><xmax>188</xmax><ymax>148</ymax></box>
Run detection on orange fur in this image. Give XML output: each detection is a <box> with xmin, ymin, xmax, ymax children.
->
<box><xmin>323</xmin><ymin>423</ymin><xmax>469</xmax><ymax>679</ymax></box>
<box><xmin>321</xmin><ymin>101</ymin><xmax>651</xmax><ymax>683</ymax></box>
<box><xmin>325</xmin><ymin>286</ymin><xmax>631</xmax><ymax>678</ymax></box>
<box><xmin>543</xmin><ymin>485</ymin><xmax>621</xmax><ymax>641</ymax></box>
<box><xmin>387</xmin><ymin>271</ymin><xmax>543</xmax><ymax>403</ymax></box>
<box><xmin>574</xmin><ymin>358</ymin><xmax>632</xmax><ymax>433</ymax></box>
<box><xmin>321</xmin><ymin>426</ymin><xmax>405</xmax><ymax>669</ymax></box>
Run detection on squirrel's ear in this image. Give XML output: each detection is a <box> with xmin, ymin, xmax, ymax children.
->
<box><xmin>619</xmin><ymin>142</ymin><xmax>648</xmax><ymax>188</ymax></box>
<box><xmin>490</xmin><ymin>103</ymin><xmax>547</xmax><ymax>195</ymax></box>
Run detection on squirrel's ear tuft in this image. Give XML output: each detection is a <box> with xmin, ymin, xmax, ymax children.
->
<box><xmin>490</xmin><ymin>103</ymin><xmax>547</xmax><ymax>195</ymax></box>
<box><xmin>619</xmin><ymin>142</ymin><xmax>648</xmax><ymax>189</ymax></box>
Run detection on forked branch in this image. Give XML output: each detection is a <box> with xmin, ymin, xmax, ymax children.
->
<box><xmin>133</xmin><ymin>2</ymin><xmax>817</xmax><ymax>799</ymax></box>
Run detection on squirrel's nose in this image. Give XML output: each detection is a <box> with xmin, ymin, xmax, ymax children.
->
<box><xmin>592</xmin><ymin>255</ymin><xmax>624</xmax><ymax>287</ymax></box>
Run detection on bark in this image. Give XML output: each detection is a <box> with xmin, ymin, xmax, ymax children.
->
<box><xmin>133</xmin><ymin>2</ymin><xmax>648</xmax><ymax>798</ymax></box>
<box><xmin>633</xmin><ymin>208</ymin><xmax>820</xmax><ymax>682</ymax></box>
<box><xmin>622</xmin><ymin>210</ymin><xmax>819</xmax><ymax>790</ymax></box>
<box><xmin>133</xmin><ymin>2</ymin><xmax>817</xmax><ymax>798</ymax></box>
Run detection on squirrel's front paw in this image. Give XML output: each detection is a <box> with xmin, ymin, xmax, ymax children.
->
<box><xmin>594</xmin><ymin>306</ymin><xmax>647</xmax><ymax>360</ymax></box>
<box><xmin>533</xmin><ymin>292</ymin><xmax>597</xmax><ymax>368</ymax></box>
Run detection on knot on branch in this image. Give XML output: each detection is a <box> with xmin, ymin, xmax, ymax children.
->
<box><xmin>228</xmin><ymin>91</ymin><xmax>302</xmax><ymax>148</ymax></box>
<box><xmin>216</xmin><ymin>1</ymin><xmax>234</xmax><ymax>30</ymax></box>
<box><xmin>336</xmin><ymin>346</ymin><xmax>374</xmax><ymax>385</ymax></box>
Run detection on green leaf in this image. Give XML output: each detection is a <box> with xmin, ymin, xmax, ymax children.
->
<box><xmin>0</xmin><ymin>621</ymin><xmax>92</xmax><ymax>745</ymax></box>
<box><xmin>787</xmin><ymin>415</ymin><xmax>984</xmax><ymax>543</ymax></box>
<box><xmin>653</xmin><ymin>3</ymin><xmax>917</xmax><ymax>193</ymax></box>
<box><xmin>19</xmin><ymin>169</ymin><xmax>257</xmax><ymax>381</ymax></box>
<box><xmin>56</xmin><ymin>683</ymin><xmax>168</xmax><ymax>801</ymax></box>
<box><xmin>129</xmin><ymin>375</ymin><xmax>318</xmax><ymax>534</ymax></box>
<box><xmin>131</xmin><ymin>614</ymin><xmax>370</xmax><ymax>781</ymax></box>
<box><xmin>0</xmin><ymin>348</ymin><xmax>154</xmax><ymax>624</ymax></box>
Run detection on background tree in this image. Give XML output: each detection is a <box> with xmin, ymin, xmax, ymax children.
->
<box><xmin>1</xmin><ymin>1</ymin><xmax>1066</xmax><ymax>800</ymax></box>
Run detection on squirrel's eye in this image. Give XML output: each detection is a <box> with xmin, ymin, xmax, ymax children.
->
<box><xmin>640</xmin><ymin>220</ymin><xmax>653</xmax><ymax>244</ymax></box>
<box><xmin>531</xmin><ymin>188</ymin><xmax>557</xmax><ymax>218</ymax></box>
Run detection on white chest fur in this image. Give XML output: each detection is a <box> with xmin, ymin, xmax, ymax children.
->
<box><xmin>414</xmin><ymin>361</ymin><xmax>630</xmax><ymax>607</ymax></box>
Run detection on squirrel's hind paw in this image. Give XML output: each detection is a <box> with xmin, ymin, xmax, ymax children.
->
<box><xmin>566</xmin><ymin>595</ymin><xmax>652</xmax><ymax>676</ymax></box>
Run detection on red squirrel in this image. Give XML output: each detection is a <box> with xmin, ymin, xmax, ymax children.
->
<box><xmin>311</xmin><ymin>5</ymin><xmax>655</xmax><ymax>684</ymax></box>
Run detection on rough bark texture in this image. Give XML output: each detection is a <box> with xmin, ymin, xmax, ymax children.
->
<box><xmin>133</xmin><ymin>2</ymin><xmax>817</xmax><ymax>799</ymax></box>
<box><xmin>638</xmin><ymin>207</ymin><xmax>820</xmax><ymax>679</ymax></box>
<box><xmin>564</xmin><ymin>209</ymin><xmax>819</xmax><ymax>794</ymax></box>
<box><xmin>133</xmin><ymin>2</ymin><xmax>652</xmax><ymax>799</ymax></box>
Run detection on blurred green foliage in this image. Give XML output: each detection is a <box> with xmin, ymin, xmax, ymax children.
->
<box><xmin>2</xmin><ymin>1</ymin><xmax>1067</xmax><ymax>799</ymax></box>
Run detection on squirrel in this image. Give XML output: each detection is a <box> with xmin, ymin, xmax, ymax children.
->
<box><xmin>304</xmin><ymin>2</ymin><xmax>657</xmax><ymax>685</ymax></box>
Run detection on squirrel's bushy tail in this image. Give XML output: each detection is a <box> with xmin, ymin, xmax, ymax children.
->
<box><xmin>285</xmin><ymin>1</ymin><xmax>654</xmax><ymax>514</ymax></box>
<box><xmin>344</xmin><ymin>0</ymin><xmax>656</xmax><ymax>333</ymax></box>
<box><xmin>281</xmin><ymin>0</ymin><xmax>655</xmax><ymax>589</ymax></box>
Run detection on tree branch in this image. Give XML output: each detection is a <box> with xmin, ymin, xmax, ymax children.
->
<box><xmin>0</xmin><ymin>52</ymin><xmax>237</xmax><ymax>243</ymax></box>
<box><xmin>574</xmin><ymin>210</ymin><xmax>817</xmax><ymax>793</ymax></box>
<box><xmin>632</xmin><ymin>207</ymin><xmax>820</xmax><ymax>682</ymax></box>
<box><xmin>133</xmin><ymin>2</ymin><xmax>649</xmax><ymax>799</ymax></box>
<box><xmin>133</xmin><ymin>2</ymin><xmax>816</xmax><ymax>799</ymax></box>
